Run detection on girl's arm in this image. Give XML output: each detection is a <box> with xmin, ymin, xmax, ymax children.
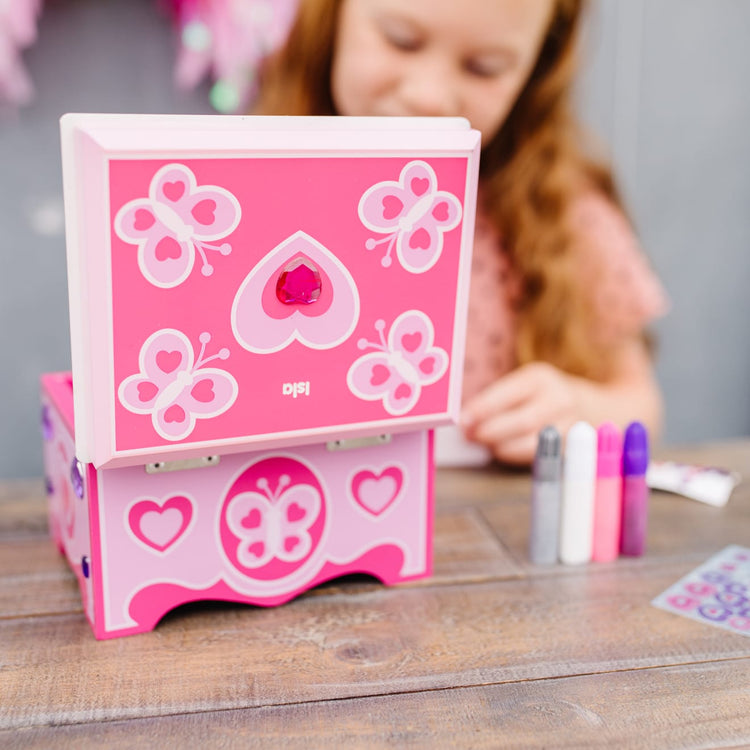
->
<box><xmin>460</xmin><ymin>336</ymin><xmax>663</xmax><ymax>466</ymax></box>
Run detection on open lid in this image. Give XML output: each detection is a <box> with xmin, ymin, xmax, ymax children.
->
<box><xmin>61</xmin><ymin>114</ymin><xmax>480</xmax><ymax>469</ymax></box>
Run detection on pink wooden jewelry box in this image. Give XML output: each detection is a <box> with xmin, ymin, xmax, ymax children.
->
<box><xmin>41</xmin><ymin>114</ymin><xmax>480</xmax><ymax>639</ymax></box>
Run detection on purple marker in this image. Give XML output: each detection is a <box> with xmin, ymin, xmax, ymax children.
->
<box><xmin>620</xmin><ymin>421</ymin><xmax>649</xmax><ymax>556</ymax></box>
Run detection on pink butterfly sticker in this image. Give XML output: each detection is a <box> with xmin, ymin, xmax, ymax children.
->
<box><xmin>118</xmin><ymin>329</ymin><xmax>238</xmax><ymax>441</ymax></box>
<box><xmin>359</xmin><ymin>160</ymin><xmax>462</xmax><ymax>273</ymax></box>
<box><xmin>347</xmin><ymin>310</ymin><xmax>449</xmax><ymax>416</ymax></box>
<box><xmin>114</xmin><ymin>163</ymin><xmax>241</xmax><ymax>288</ymax></box>
<box><xmin>224</xmin><ymin>474</ymin><xmax>323</xmax><ymax>569</ymax></box>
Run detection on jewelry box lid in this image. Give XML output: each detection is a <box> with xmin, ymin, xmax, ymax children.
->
<box><xmin>61</xmin><ymin>114</ymin><xmax>480</xmax><ymax>469</ymax></box>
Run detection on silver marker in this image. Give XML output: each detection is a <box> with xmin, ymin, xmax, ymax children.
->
<box><xmin>529</xmin><ymin>426</ymin><xmax>563</xmax><ymax>565</ymax></box>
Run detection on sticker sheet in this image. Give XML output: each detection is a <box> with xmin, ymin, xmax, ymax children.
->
<box><xmin>652</xmin><ymin>545</ymin><xmax>750</xmax><ymax>635</ymax></box>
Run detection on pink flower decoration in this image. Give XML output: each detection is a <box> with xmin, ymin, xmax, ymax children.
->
<box><xmin>0</xmin><ymin>0</ymin><xmax>43</xmax><ymax>107</ymax></box>
<box><xmin>168</xmin><ymin>0</ymin><xmax>299</xmax><ymax>112</ymax></box>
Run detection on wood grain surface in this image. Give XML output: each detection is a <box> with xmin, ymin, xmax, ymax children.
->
<box><xmin>2</xmin><ymin>441</ymin><xmax>749</xmax><ymax>747</ymax></box>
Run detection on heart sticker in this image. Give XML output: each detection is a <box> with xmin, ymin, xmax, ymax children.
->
<box><xmin>192</xmin><ymin>198</ymin><xmax>217</xmax><ymax>225</ymax></box>
<box><xmin>163</xmin><ymin>180</ymin><xmax>185</xmax><ymax>201</ymax></box>
<box><xmin>231</xmin><ymin>230</ymin><xmax>360</xmax><ymax>353</ymax></box>
<box><xmin>128</xmin><ymin>495</ymin><xmax>193</xmax><ymax>553</ymax></box>
<box><xmin>350</xmin><ymin>466</ymin><xmax>404</xmax><ymax>517</ymax></box>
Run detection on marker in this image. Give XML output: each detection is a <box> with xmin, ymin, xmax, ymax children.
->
<box><xmin>592</xmin><ymin>422</ymin><xmax>623</xmax><ymax>562</ymax></box>
<box><xmin>529</xmin><ymin>426</ymin><xmax>562</xmax><ymax>565</ymax></box>
<box><xmin>620</xmin><ymin>421</ymin><xmax>650</xmax><ymax>556</ymax></box>
<box><xmin>559</xmin><ymin>421</ymin><xmax>597</xmax><ymax>565</ymax></box>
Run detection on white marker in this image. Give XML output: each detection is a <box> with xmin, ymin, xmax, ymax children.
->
<box><xmin>559</xmin><ymin>421</ymin><xmax>597</xmax><ymax>565</ymax></box>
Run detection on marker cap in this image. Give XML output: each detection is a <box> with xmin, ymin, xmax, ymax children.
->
<box><xmin>623</xmin><ymin>421</ymin><xmax>649</xmax><ymax>476</ymax></box>
<box><xmin>596</xmin><ymin>422</ymin><xmax>622</xmax><ymax>478</ymax></box>
<box><xmin>564</xmin><ymin>421</ymin><xmax>597</xmax><ymax>480</ymax></box>
<box><xmin>534</xmin><ymin>426</ymin><xmax>562</xmax><ymax>482</ymax></box>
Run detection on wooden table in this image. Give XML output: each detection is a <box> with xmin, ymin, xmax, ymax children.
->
<box><xmin>2</xmin><ymin>441</ymin><xmax>749</xmax><ymax>748</ymax></box>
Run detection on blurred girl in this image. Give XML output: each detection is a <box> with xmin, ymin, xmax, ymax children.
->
<box><xmin>256</xmin><ymin>0</ymin><xmax>667</xmax><ymax>464</ymax></box>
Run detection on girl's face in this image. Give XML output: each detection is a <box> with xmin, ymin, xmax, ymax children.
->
<box><xmin>331</xmin><ymin>0</ymin><xmax>554</xmax><ymax>144</ymax></box>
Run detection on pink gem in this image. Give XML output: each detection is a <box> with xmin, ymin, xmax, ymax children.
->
<box><xmin>276</xmin><ymin>258</ymin><xmax>322</xmax><ymax>305</ymax></box>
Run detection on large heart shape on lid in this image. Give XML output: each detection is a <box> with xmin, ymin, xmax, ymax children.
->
<box><xmin>231</xmin><ymin>230</ymin><xmax>360</xmax><ymax>353</ymax></box>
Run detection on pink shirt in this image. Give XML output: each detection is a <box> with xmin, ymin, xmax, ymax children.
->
<box><xmin>463</xmin><ymin>192</ymin><xmax>669</xmax><ymax>400</ymax></box>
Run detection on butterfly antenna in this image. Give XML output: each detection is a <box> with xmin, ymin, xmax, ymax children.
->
<box><xmin>356</xmin><ymin>319</ymin><xmax>388</xmax><ymax>352</ymax></box>
<box><xmin>374</xmin><ymin>318</ymin><xmax>388</xmax><ymax>349</ymax></box>
<box><xmin>364</xmin><ymin>234</ymin><xmax>396</xmax><ymax>268</ymax></box>
<box><xmin>194</xmin><ymin>240</ymin><xmax>233</xmax><ymax>277</ymax></box>
<box><xmin>194</xmin><ymin>332</ymin><xmax>230</xmax><ymax>369</ymax></box>
<box><xmin>276</xmin><ymin>474</ymin><xmax>292</xmax><ymax>497</ymax></box>
<box><xmin>256</xmin><ymin>477</ymin><xmax>272</xmax><ymax>499</ymax></box>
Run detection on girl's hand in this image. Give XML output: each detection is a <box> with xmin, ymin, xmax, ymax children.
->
<box><xmin>460</xmin><ymin>362</ymin><xmax>582</xmax><ymax>466</ymax></box>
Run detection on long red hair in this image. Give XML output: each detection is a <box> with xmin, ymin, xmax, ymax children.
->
<box><xmin>256</xmin><ymin>0</ymin><xmax>621</xmax><ymax>379</ymax></box>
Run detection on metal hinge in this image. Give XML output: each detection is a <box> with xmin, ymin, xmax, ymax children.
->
<box><xmin>145</xmin><ymin>455</ymin><xmax>221</xmax><ymax>473</ymax></box>
<box><xmin>326</xmin><ymin>434</ymin><xmax>392</xmax><ymax>451</ymax></box>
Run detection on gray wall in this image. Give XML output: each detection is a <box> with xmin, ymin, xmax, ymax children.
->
<box><xmin>577</xmin><ymin>0</ymin><xmax>750</xmax><ymax>446</ymax></box>
<box><xmin>1</xmin><ymin>0</ymin><xmax>748</xmax><ymax>478</ymax></box>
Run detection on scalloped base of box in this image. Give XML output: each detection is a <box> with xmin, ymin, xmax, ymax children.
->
<box><xmin>41</xmin><ymin>372</ymin><xmax>434</xmax><ymax>639</ymax></box>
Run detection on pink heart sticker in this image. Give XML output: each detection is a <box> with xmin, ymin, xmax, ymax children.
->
<box><xmin>350</xmin><ymin>467</ymin><xmax>404</xmax><ymax>516</ymax></box>
<box><xmin>156</xmin><ymin>350</ymin><xmax>182</xmax><ymax>373</ymax></box>
<box><xmin>134</xmin><ymin>208</ymin><xmax>155</xmax><ymax>231</ymax></box>
<box><xmin>401</xmin><ymin>332</ymin><xmax>422</xmax><ymax>352</ymax></box>
<box><xmin>137</xmin><ymin>381</ymin><xmax>158</xmax><ymax>403</ymax></box>
<box><xmin>432</xmin><ymin>201</ymin><xmax>450</xmax><ymax>222</ymax></box>
<box><xmin>128</xmin><ymin>495</ymin><xmax>193</xmax><ymax>552</ymax></box>
<box><xmin>666</xmin><ymin>595</ymin><xmax>699</xmax><ymax>611</ymax></box>
<box><xmin>241</xmin><ymin>508</ymin><xmax>262</xmax><ymax>529</ymax></box>
<box><xmin>163</xmin><ymin>180</ymin><xmax>185</xmax><ymax>202</ymax></box>
<box><xmin>411</xmin><ymin>177</ymin><xmax>429</xmax><ymax>196</ymax></box>
<box><xmin>287</xmin><ymin>502</ymin><xmax>306</xmax><ymax>523</ymax></box>
<box><xmin>247</xmin><ymin>541</ymin><xmax>265</xmax><ymax>559</ymax></box>
<box><xmin>155</xmin><ymin>236</ymin><xmax>183</xmax><ymax>261</ymax></box>
<box><xmin>382</xmin><ymin>195</ymin><xmax>404</xmax><ymax>219</ymax></box>
<box><xmin>394</xmin><ymin>383</ymin><xmax>412</xmax><ymax>401</ymax></box>
<box><xmin>685</xmin><ymin>582</ymin><xmax>716</xmax><ymax>596</ymax></box>
<box><xmin>729</xmin><ymin>616</ymin><xmax>750</xmax><ymax>631</ymax></box>
<box><xmin>191</xmin><ymin>378</ymin><xmax>215</xmax><ymax>403</ymax></box>
<box><xmin>192</xmin><ymin>198</ymin><xmax>217</xmax><ymax>226</ymax></box>
<box><xmin>419</xmin><ymin>357</ymin><xmax>435</xmax><ymax>374</ymax></box>
<box><xmin>233</xmin><ymin>231</ymin><xmax>360</xmax><ymax>352</ymax></box>
<box><xmin>409</xmin><ymin>227</ymin><xmax>431</xmax><ymax>250</ymax></box>
<box><xmin>284</xmin><ymin>535</ymin><xmax>300</xmax><ymax>552</ymax></box>
<box><xmin>164</xmin><ymin>405</ymin><xmax>186</xmax><ymax>424</ymax></box>
<box><xmin>370</xmin><ymin>364</ymin><xmax>391</xmax><ymax>386</ymax></box>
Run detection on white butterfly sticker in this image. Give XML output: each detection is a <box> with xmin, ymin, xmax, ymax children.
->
<box><xmin>358</xmin><ymin>160</ymin><xmax>462</xmax><ymax>273</ymax></box>
<box><xmin>118</xmin><ymin>329</ymin><xmax>238</xmax><ymax>441</ymax></box>
<box><xmin>347</xmin><ymin>310</ymin><xmax>449</xmax><ymax>416</ymax></box>
<box><xmin>224</xmin><ymin>475</ymin><xmax>323</xmax><ymax>569</ymax></box>
<box><xmin>114</xmin><ymin>163</ymin><xmax>241</xmax><ymax>288</ymax></box>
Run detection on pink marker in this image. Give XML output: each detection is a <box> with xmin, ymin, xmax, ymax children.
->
<box><xmin>592</xmin><ymin>422</ymin><xmax>622</xmax><ymax>562</ymax></box>
<box><xmin>620</xmin><ymin>421</ymin><xmax>650</xmax><ymax>556</ymax></box>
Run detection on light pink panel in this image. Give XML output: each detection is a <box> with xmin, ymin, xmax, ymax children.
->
<box><xmin>93</xmin><ymin>431</ymin><xmax>432</xmax><ymax>636</ymax></box>
<box><xmin>41</xmin><ymin>375</ymin><xmax>96</xmax><ymax>627</ymax></box>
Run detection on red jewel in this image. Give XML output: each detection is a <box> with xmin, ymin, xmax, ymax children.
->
<box><xmin>276</xmin><ymin>258</ymin><xmax>322</xmax><ymax>305</ymax></box>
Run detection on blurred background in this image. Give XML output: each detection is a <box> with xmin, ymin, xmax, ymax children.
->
<box><xmin>1</xmin><ymin>0</ymin><xmax>749</xmax><ymax>479</ymax></box>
